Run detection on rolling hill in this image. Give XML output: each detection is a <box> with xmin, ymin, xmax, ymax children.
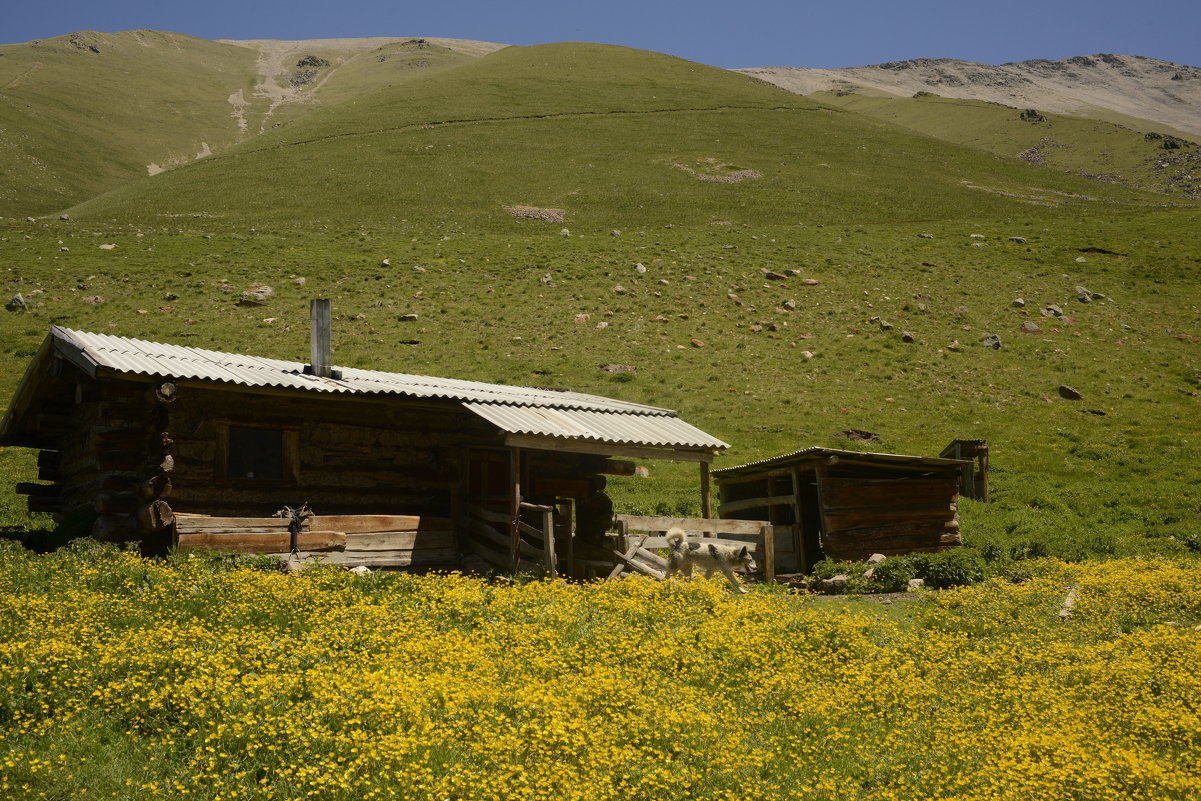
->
<box><xmin>62</xmin><ymin>42</ymin><xmax>1176</xmax><ymax>230</ymax></box>
<box><xmin>0</xmin><ymin>34</ymin><xmax>1198</xmax><ymax>569</ymax></box>
<box><xmin>0</xmin><ymin>30</ymin><xmax>501</xmax><ymax>216</ymax></box>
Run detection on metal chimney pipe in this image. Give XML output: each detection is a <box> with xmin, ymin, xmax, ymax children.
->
<box><xmin>309</xmin><ymin>299</ymin><xmax>333</xmax><ymax>378</ymax></box>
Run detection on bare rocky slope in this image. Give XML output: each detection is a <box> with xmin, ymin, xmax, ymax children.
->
<box><xmin>739</xmin><ymin>54</ymin><xmax>1201</xmax><ymax>137</ymax></box>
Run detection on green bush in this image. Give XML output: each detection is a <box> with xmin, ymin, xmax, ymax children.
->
<box><xmin>913</xmin><ymin>550</ymin><xmax>986</xmax><ymax>589</ymax></box>
<box><xmin>867</xmin><ymin>555</ymin><xmax>919</xmax><ymax>593</ymax></box>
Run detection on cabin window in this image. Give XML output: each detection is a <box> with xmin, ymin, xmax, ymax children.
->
<box><xmin>221</xmin><ymin>424</ymin><xmax>298</xmax><ymax>482</ymax></box>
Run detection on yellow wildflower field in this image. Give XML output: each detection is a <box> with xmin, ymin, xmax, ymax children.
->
<box><xmin>0</xmin><ymin>541</ymin><xmax>1198</xmax><ymax>800</ymax></box>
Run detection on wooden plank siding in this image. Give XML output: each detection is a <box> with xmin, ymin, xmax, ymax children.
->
<box><xmin>818</xmin><ymin>477</ymin><xmax>961</xmax><ymax>561</ymax></box>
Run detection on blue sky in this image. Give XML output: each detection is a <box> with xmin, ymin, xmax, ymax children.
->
<box><xmin>4</xmin><ymin>0</ymin><xmax>1199</xmax><ymax>69</ymax></box>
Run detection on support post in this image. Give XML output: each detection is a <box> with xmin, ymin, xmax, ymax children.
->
<box><xmin>510</xmin><ymin>447</ymin><xmax>521</xmax><ymax>571</ymax></box>
<box><xmin>542</xmin><ymin>507</ymin><xmax>556</xmax><ymax>579</ymax></box>
<box><xmin>700</xmin><ymin>461</ymin><xmax>712</xmax><ymax>519</ymax></box>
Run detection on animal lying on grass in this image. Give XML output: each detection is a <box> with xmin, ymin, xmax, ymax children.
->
<box><xmin>663</xmin><ymin>527</ymin><xmax>757</xmax><ymax>593</ymax></box>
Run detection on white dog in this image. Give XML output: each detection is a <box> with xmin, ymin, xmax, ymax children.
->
<box><xmin>663</xmin><ymin>527</ymin><xmax>757</xmax><ymax>593</ymax></box>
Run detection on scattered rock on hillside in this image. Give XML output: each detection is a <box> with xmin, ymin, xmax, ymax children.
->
<box><xmin>919</xmin><ymin>233</ymin><xmax>934</xmax><ymax>239</ymax></box>
<box><xmin>398</xmin><ymin>313</ymin><xmax>418</xmax><ymax>322</ymax></box>
<box><xmin>559</xmin><ymin>228</ymin><xmax>571</xmax><ymax>236</ymax></box>
<box><xmin>297</xmin><ymin>55</ymin><xmax>331</xmax><ymax>68</ymax></box>
<box><xmin>507</xmin><ymin>206</ymin><xmax>565</xmax><ymax>222</ymax></box>
<box><xmin>59</xmin><ymin>214</ymin><xmax>71</xmax><ymax>221</ymax></box>
<box><xmin>1020</xmin><ymin>320</ymin><xmax>1043</xmax><ymax>334</ymax></box>
<box><xmin>1076</xmin><ymin>286</ymin><xmax>1096</xmax><ymax>302</ymax></box>
<box><xmin>836</xmin><ymin>428</ymin><xmax>879</xmax><ymax>442</ymax></box>
<box><xmin>98</xmin><ymin>243</ymin><xmax>116</xmax><ymax>250</ymax></box>
<box><xmin>901</xmin><ymin>331</ymin><xmax>915</xmax><ymax>343</ymax></box>
<box><xmin>5</xmin><ymin>294</ymin><xmax>27</xmax><ymax>312</ymax></box>
<box><xmin>1013</xmin><ymin>298</ymin><xmax>1026</xmax><ymax>307</ymax></box>
<box><xmin>981</xmin><ymin>333</ymin><xmax>1002</xmax><ymax>349</ymax></box>
<box><xmin>82</xmin><ymin>296</ymin><xmax>105</xmax><ymax>305</ymax></box>
<box><xmin>1009</xmin><ymin>236</ymin><xmax>1028</xmax><ymax>244</ymax></box>
<box><xmin>866</xmin><ymin>553</ymin><xmax>887</xmax><ymax>566</ymax></box>
<box><xmin>1058</xmin><ymin>384</ymin><xmax>1084</xmax><ymax>400</ymax></box>
<box><xmin>907</xmin><ymin>578</ymin><xmax>925</xmax><ymax>592</ymax></box>
<box><xmin>574</xmin><ymin>314</ymin><xmax>590</xmax><ymax>324</ymax></box>
<box><xmin>599</xmin><ymin>364</ymin><xmax>636</xmax><ymax>373</ymax></box>
<box><xmin>242</xmin><ymin>286</ymin><xmax>274</xmax><ymax>303</ymax></box>
<box><xmin>289</xmin><ymin>69</ymin><xmax>319</xmax><ymax>88</ymax></box>
<box><xmin>293</xmin><ymin>277</ymin><xmax>306</xmax><ymax>286</ymax></box>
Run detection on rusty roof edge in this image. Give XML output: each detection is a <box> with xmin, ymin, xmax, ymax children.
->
<box><xmin>712</xmin><ymin>446</ymin><xmax>972</xmax><ymax>475</ymax></box>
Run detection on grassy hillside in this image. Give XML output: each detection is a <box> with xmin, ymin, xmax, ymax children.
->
<box><xmin>65</xmin><ymin>43</ymin><xmax>1169</xmax><ymax>230</ymax></box>
<box><xmin>0</xmin><ymin>30</ymin><xmax>260</xmax><ymax>216</ymax></box>
<box><xmin>814</xmin><ymin>91</ymin><xmax>1201</xmax><ymax>200</ymax></box>
<box><xmin>0</xmin><ymin>32</ymin><xmax>488</xmax><ymax>218</ymax></box>
<box><xmin>0</xmin><ymin>40</ymin><xmax>1198</xmax><ymax>571</ymax></box>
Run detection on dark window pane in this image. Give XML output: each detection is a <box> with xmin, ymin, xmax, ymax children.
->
<box><xmin>227</xmin><ymin>427</ymin><xmax>284</xmax><ymax>481</ymax></box>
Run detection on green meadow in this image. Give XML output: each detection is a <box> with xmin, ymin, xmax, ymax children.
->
<box><xmin>1</xmin><ymin>38</ymin><xmax>1199</xmax><ymax>572</ymax></box>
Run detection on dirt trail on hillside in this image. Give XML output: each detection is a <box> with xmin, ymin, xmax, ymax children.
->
<box><xmin>220</xmin><ymin>37</ymin><xmax>507</xmax><ymax>132</ymax></box>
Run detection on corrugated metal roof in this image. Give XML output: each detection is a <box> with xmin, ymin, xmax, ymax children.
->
<box><xmin>464</xmin><ymin>403</ymin><xmax>729</xmax><ymax>450</ymax></box>
<box><xmin>44</xmin><ymin>327</ymin><xmax>727</xmax><ymax>453</ymax></box>
<box><xmin>711</xmin><ymin>446</ymin><xmax>968</xmax><ymax>476</ymax></box>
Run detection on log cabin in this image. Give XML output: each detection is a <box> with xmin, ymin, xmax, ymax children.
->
<box><xmin>713</xmin><ymin>445</ymin><xmax>984</xmax><ymax>574</ymax></box>
<box><xmin>0</xmin><ymin>311</ymin><xmax>729</xmax><ymax>575</ymax></box>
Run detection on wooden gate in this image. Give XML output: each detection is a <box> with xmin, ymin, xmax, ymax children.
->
<box><xmin>607</xmin><ymin>515</ymin><xmax>774</xmax><ymax>584</ymax></box>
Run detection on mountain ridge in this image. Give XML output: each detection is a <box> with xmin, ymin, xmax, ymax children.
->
<box><xmin>738</xmin><ymin>53</ymin><xmax>1201</xmax><ymax>137</ymax></box>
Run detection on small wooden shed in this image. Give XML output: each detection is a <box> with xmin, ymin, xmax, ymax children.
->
<box><xmin>0</xmin><ymin>325</ymin><xmax>729</xmax><ymax>575</ymax></box>
<box><xmin>712</xmin><ymin>445</ymin><xmax>981</xmax><ymax>573</ymax></box>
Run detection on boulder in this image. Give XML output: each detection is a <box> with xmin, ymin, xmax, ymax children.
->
<box><xmin>1020</xmin><ymin>320</ymin><xmax>1043</xmax><ymax>334</ymax></box>
<box><xmin>1058</xmin><ymin>385</ymin><xmax>1084</xmax><ymax>400</ymax></box>
<box><xmin>242</xmin><ymin>286</ymin><xmax>274</xmax><ymax>302</ymax></box>
<box><xmin>5</xmin><ymin>294</ymin><xmax>27</xmax><ymax>312</ymax></box>
<box><xmin>907</xmin><ymin>578</ymin><xmax>925</xmax><ymax>591</ymax></box>
<box><xmin>821</xmin><ymin>574</ymin><xmax>850</xmax><ymax>593</ymax></box>
<box><xmin>866</xmin><ymin>553</ymin><xmax>887</xmax><ymax>566</ymax></box>
<box><xmin>980</xmin><ymin>333</ymin><xmax>1002</xmax><ymax>349</ymax></box>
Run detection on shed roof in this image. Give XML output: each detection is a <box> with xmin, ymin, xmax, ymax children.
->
<box><xmin>1</xmin><ymin>327</ymin><xmax>728</xmax><ymax>459</ymax></box>
<box><xmin>711</xmin><ymin>446</ymin><xmax>969</xmax><ymax>477</ymax></box>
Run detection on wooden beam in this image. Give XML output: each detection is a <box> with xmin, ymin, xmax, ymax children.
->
<box><xmin>176</xmin><ymin>530</ymin><xmax>346</xmax><ymax>554</ymax></box>
<box><xmin>700</xmin><ymin>462</ymin><xmax>711</xmax><ymax>518</ymax></box>
<box><xmin>615</xmin><ymin>515</ymin><xmax>766</xmax><ymax>536</ymax></box>
<box><xmin>718</xmin><ymin>495</ymin><xmax>799</xmax><ymax>515</ymax></box>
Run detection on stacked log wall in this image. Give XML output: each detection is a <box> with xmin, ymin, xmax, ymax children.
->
<box><xmin>165</xmin><ymin>387</ymin><xmax>493</xmax><ymax>518</ymax></box>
